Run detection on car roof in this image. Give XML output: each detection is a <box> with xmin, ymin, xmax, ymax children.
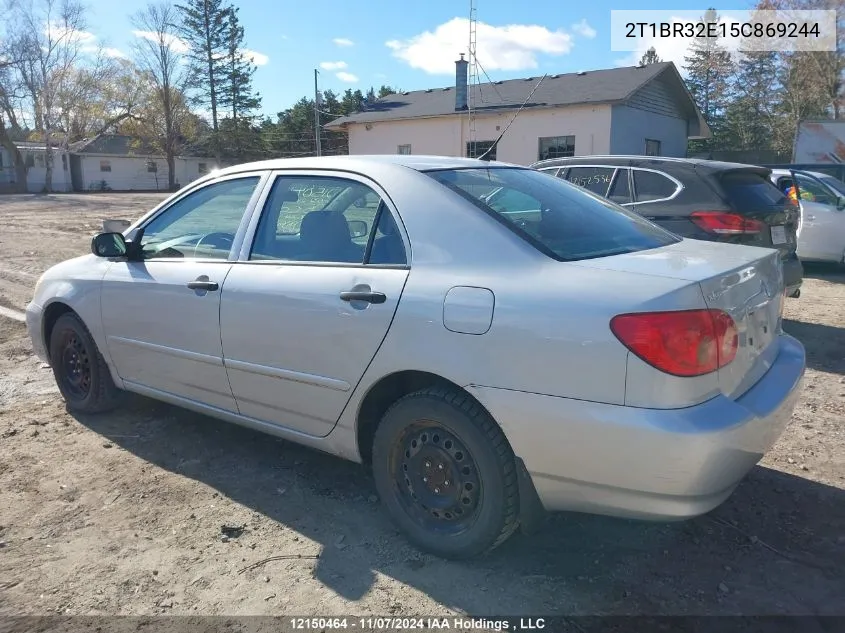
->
<box><xmin>212</xmin><ymin>154</ymin><xmax>522</xmax><ymax>177</ymax></box>
<box><xmin>531</xmin><ymin>155</ymin><xmax>769</xmax><ymax>174</ymax></box>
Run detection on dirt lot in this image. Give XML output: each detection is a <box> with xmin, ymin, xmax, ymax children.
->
<box><xmin>0</xmin><ymin>193</ymin><xmax>843</xmax><ymax>618</ymax></box>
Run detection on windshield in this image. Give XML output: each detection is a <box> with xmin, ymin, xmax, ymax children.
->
<box><xmin>820</xmin><ymin>175</ymin><xmax>845</xmax><ymax>197</ymax></box>
<box><xmin>425</xmin><ymin>167</ymin><xmax>679</xmax><ymax>261</ymax></box>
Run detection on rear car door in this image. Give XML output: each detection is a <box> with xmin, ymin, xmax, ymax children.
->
<box><xmin>564</xmin><ymin>166</ymin><xmax>616</xmax><ymax>197</ymax></box>
<box><xmin>219</xmin><ymin>171</ymin><xmax>410</xmax><ymax>437</ymax></box>
<box><xmin>100</xmin><ymin>173</ymin><xmax>267</xmax><ymax>411</ymax></box>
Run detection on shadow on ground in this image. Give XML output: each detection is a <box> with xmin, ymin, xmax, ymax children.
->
<box><xmin>73</xmin><ymin>397</ymin><xmax>845</xmax><ymax>616</ymax></box>
<box><xmin>802</xmin><ymin>262</ymin><xmax>845</xmax><ymax>284</ymax></box>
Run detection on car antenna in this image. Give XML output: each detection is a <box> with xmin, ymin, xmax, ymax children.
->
<box><xmin>478</xmin><ymin>73</ymin><xmax>547</xmax><ymax>162</ymax></box>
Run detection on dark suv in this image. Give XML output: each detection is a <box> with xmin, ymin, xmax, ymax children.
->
<box><xmin>531</xmin><ymin>156</ymin><xmax>803</xmax><ymax>297</ymax></box>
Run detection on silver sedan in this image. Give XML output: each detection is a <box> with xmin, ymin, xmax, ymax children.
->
<box><xmin>26</xmin><ymin>156</ymin><xmax>806</xmax><ymax>559</ymax></box>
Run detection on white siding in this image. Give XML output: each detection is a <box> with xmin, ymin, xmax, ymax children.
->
<box><xmin>345</xmin><ymin>105</ymin><xmax>614</xmax><ymax>165</ymax></box>
<box><xmin>78</xmin><ymin>155</ymin><xmax>213</xmax><ymax>191</ymax></box>
<box><xmin>0</xmin><ymin>146</ymin><xmax>72</xmax><ymax>192</ymax></box>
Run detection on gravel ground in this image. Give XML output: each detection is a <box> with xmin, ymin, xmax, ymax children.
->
<box><xmin>0</xmin><ymin>193</ymin><xmax>843</xmax><ymax>618</ymax></box>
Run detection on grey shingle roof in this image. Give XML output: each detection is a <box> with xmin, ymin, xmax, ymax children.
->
<box><xmin>326</xmin><ymin>62</ymin><xmax>692</xmax><ymax>128</ymax></box>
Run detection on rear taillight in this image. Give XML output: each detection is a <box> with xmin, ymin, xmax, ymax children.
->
<box><xmin>610</xmin><ymin>309</ymin><xmax>738</xmax><ymax>377</ymax></box>
<box><xmin>690</xmin><ymin>211</ymin><xmax>765</xmax><ymax>235</ymax></box>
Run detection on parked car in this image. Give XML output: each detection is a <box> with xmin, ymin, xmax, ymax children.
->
<box><xmin>769</xmin><ymin>168</ymin><xmax>845</xmax><ymax>265</ymax></box>
<box><xmin>530</xmin><ymin>156</ymin><xmax>804</xmax><ymax>297</ymax></box>
<box><xmin>26</xmin><ymin>156</ymin><xmax>806</xmax><ymax>559</ymax></box>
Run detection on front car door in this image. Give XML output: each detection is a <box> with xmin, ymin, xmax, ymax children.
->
<box><xmin>100</xmin><ymin>173</ymin><xmax>268</xmax><ymax>411</ymax></box>
<box><xmin>219</xmin><ymin>171</ymin><xmax>410</xmax><ymax>437</ymax></box>
<box><xmin>791</xmin><ymin>170</ymin><xmax>845</xmax><ymax>262</ymax></box>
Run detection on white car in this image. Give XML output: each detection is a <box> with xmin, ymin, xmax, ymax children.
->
<box><xmin>770</xmin><ymin>169</ymin><xmax>845</xmax><ymax>264</ymax></box>
<box><xmin>26</xmin><ymin>156</ymin><xmax>805</xmax><ymax>559</ymax></box>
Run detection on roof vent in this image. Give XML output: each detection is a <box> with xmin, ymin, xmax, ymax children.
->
<box><xmin>442</xmin><ymin>87</ymin><xmax>451</xmax><ymax>91</ymax></box>
<box><xmin>425</xmin><ymin>89</ymin><xmax>433</xmax><ymax>93</ymax></box>
<box><xmin>551</xmin><ymin>74</ymin><xmax>560</xmax><ymax>78</ymax></box>
<box><xmin>403</xmin><ymin>91</ymin><xmax>410</xmax><ymax>95</ymax></box>
<box><xmin>525</xmin><ymin>77</ymin><xmax>534</xmax><ymax>81</ymax></box>
<box><xmin>495</xmin><ymin>80</ymin><xmax>504</xmax><ymax>85</ymax></box>
<box><xmin>576</xmin><ymin>71</ymin><xmax>587</xmax><ymax>76</ymax></box>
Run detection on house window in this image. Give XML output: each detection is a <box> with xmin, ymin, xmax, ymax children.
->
<box><xmin>146</xmin><ymin>160</ymin><xmax>158</xmax><ymax>173</ymax></box>
<box><xmin>100</xmin><ymin>160</ymin><xmax>111</xmax><ymax>172</ymax></box>
<box><xmin>62</xmin><ymin>154</ymin><xmax>68</xmax><ymax>170</ymax></box>
<box><xmin>34</xmin><ymin>153</ymin><xmax>45</xmax><ymax>167</ymax></box>
<box><xmin>397</xmin><ymin>144</ymin><xmax>411</xmax><ymax>155</ymax></box>
<box><xmin>24</xmin><ymin>153</ymin><xmax>34</xmax><ymax>168</ymax></box>
<box><xmin>645</xmin><ymin>139</ymin><xmax>661</xmax><ymax>156</ymax></box>
<box><xmin>538</xmin><ymin>136</ymin><xmax>575</xmax><ymax>161</ymax></box>
<box><xmin>198</xmin><ymin>162</ymin><xmax>208</xmax><ymax>175</ymax></box>
<box><xmin>466</xmin><ymin>140</ymin><xmax>496</xmax><ymax>160</ymax></box>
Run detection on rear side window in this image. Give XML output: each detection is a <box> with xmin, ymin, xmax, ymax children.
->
<box><xmin>633</xmin><ymin>170</ymin><xmax>677</xmax><ymax>202</ymax></box>
<box><xmin>566</xmin><ymin>167</ymin><xmax>614</xmax><ymax>196</ymax></box>
<box><xmin>426</xmin><ymin>167</ymin><xmax>679</xmax><ymax>262</ymax></box>
<box><xmin>721</xmin><ymin>171</ymin><xmax>788</xmax><ymax>208</ymax></box>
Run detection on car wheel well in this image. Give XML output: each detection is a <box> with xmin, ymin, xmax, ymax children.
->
<box><xmin>356</xmin><ymin>370</ymin><xmax>489</xmax><ymax>465</ymax></box>
<box><xmin>42</xmin><ymin>302</ymin><xmax>76</xmax><ymax>358</ymax></box>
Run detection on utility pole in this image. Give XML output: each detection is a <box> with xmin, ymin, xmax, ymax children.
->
<box><xmin>314</xmin><ymin>69</ymin><xmax>322</xmax><ymax>157</ymax></box>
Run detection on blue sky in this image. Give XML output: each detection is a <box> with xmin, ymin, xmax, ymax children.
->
<box><xmin>83</xmin><ymin>0</ymin><xmax>759</xmax><ymax>118</ymax></box>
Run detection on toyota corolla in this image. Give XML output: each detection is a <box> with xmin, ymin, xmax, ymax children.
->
<box><xmin>26</xmin><ymin>156</ymin><xmax>806</xmax><ymax>559</ymax></box>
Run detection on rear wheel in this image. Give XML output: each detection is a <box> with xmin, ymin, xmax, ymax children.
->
<box><xmin>372</xmin><ymin>386</ymin><xmax>519</xmax><ymax>559</ymax></box>
<box><xmin>49</xmin><ymin>312</ymin><xmax>122</xmax><ymax>414</ymax></box>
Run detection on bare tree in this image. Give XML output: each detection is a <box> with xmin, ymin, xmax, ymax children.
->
<box><xmin>131</xmin><ymin>2</ymin><xmax>187</xmax><ymax>190</ymax></box>
<box><xmin>0</xmin><ymin>32</ymin><xmax>34</xmax><ymax>191</ymax></box>
<box><xmin>7</xmin><ymin>0</ymin><xmax>88</xmax><ymax>191</ymax></box>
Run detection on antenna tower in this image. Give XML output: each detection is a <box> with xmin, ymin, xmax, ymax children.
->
<box><xmin>468</xmin><ymin>0</ymin><xmax>478</xmax><ymax>155</ymax></box>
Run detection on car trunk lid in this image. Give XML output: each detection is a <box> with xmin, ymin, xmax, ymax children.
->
<box><xmin>573</xmin><ymin>238</ymin><xmax>784</xmax><ymax>399</ymax></box>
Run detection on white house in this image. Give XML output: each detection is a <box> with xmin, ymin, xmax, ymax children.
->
<box><xmin>0</xmin><ymin>142</ymin><xmax>72</xmax><ymax>193</ymax></box>
<box><xmin>68</xmin><ymin>135</ymin><xmax>215</xmax><ymax>192</ymax></box>
<box><xmin>325</xmin><ymin>60</ymin><xmax>710</xmax><ymax>164</ymax></box>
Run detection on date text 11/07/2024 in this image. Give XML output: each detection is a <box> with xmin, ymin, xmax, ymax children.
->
<box><xmin>288</xmin><ymin>617</ymin><xmax>547</xmax><ymax>631</ymax></box>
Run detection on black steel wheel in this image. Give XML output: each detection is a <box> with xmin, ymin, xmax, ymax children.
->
<box><xmin>372</xmin><ymin>386</ymin><xmax>520</xmax><ymax>559</ymax></box>
<box><xmin>49</xmin><ymin>312</ymin><xmax>122</xmax><ymax>414</ymax></box>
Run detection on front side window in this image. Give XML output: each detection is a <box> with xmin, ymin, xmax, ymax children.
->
<box><xmin>538</xmin><ymin>136</ymin><xmax>575</xmax><ymax>161</ymax></box>
<box><xmin>139</xmin><ymin>176</ymin><xmax>261</xmax><ymax>260</ymax></box>
<box><xmin>794</xmin><ymin>173</ymin><xmax>837</xmax><ymax>206</ymax></box>
<box><xmin>427</xmin><ymin>167</ymin><xmax>678</xmax><ymax>261</ymax></box>
<box><xmin>250</xmin><ymin>176</ymin><xmax>406</xmax><ymax>265</ymax></box>
<box><xmin>566</xmin><ymin>166</ymin><xmax>615</xmax><ymax>197</ymax></box>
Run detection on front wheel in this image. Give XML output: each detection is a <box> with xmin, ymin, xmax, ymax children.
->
<box><xmin>372</xmin><ymin>387</ymin><xmax>520</xmax><ymax>559</ymax></box>
<box><xmin>49</xmin><ymin>312</ymin><xmax>123</xmax><ymax>414</ymax></box>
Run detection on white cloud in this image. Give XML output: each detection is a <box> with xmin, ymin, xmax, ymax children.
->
<box><xmin>45</xmin><ymin>23</ymin><xmax>96</xmax><ymax>46</ymax></box>
<box><xmin>333</xmin><ymin>37</ymin><xmax>354</xmax><ymax>47</ymax></box>
<box><xmin>571</xmin><ymin>19</ymin><xmax>596</xmax><ymax>39</ymax></box>
<box><xmin>103</xmin><ymin>47</ymin><xmax>127</xmax><ymax>59</ymax></box>
<box><xmin>386</xmin><ymin>17</ymin><xmax>574</xmax><ymax>75</ymax></box>
<box><xmin>320</xmin><ymin>60</ymin><xmax>347</xmax><ymax>71</ymax></box>
<box><xmin>241</xmin><ymin>48</ymin><xmax>269</xmax><ymax>66</ymax></box>
<box><xmin>336</xmin><ymin>71</ymin><xmax>359</xmax><ymax>83</ymax></box>
<box><xmin>133</xmin><ymin>30</ymin><xmax>190</xmax><ymax>54</ymax></box>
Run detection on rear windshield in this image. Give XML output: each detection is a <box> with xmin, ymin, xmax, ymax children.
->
<box><xmin>426</xmin><ymin>167</ymin><xmax>679</xmax><ymax>261</ymax></box>
<box><xmin>721</xmin><ymin>171</ymin><xmax>788</xmax><ymax>209</ymax></box>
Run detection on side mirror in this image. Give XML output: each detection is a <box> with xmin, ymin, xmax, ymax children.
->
<box><xmin>347</xmin><ymin>220</ymin><xmax>368</xmax><ymax>239</ymax></box>
<box><xmin>837</xmin><ymin>197</ymin><xmax>845</xmax><ymax>211</ymax></box>
<box><xmin>91</xmin><ymin>232</ymin><xmax>128</xmax><ymax>258</ymax></box>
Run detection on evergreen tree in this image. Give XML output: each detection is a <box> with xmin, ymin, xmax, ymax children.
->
<box><xmin>176</xmin><ymin>0</ymin><xmax>229</xmax><ymax>161</ymax></box>
<box><xmin>218</xmin><ymin>5</ymin><xmax>261</xmax><ymax>158</ymax></box>
<box><xmin>639</xmin><ymin>47</ymin><xmax>661</xmax><ymax>65</ymax></box>
<box><xmin>683</xmin><ymin>8</ymin><xmax>736</xmax><ymax>153</ymax></box>
<box><xmin>724</xmin><ymin>50</ymin><xmax>779</xmax><ymax>154</ymax></box>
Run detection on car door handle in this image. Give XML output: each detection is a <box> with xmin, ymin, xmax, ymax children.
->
<box><xmin>187</xmin><ymin>280</ymin><xmax>219</xmax><ymax>291</ymax></box>
<box><xmin>339</xmin><ymin>290</ymin><xmax>386</xmax><ymax>304</ymax></box>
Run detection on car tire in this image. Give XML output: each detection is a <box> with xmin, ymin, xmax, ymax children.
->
<box><xmin>372</xmin><ymin>386</ymin><xmax>520</xmax><ymax>559</ymax></box>
<box><xmin>49</xmin><ymin>312</ymin><xmax>122</xmax><ymax>414</ymax></box>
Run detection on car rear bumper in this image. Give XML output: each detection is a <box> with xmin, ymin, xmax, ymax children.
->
<box><xmin>467</xmin><ymin>334</ymin><xmax>805</xmax><ymax>520</ymax></box>
<box><xmin>782</xmin><ymin>253</ymin><xmax>803</xmax><ymax>295</ymax></box>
